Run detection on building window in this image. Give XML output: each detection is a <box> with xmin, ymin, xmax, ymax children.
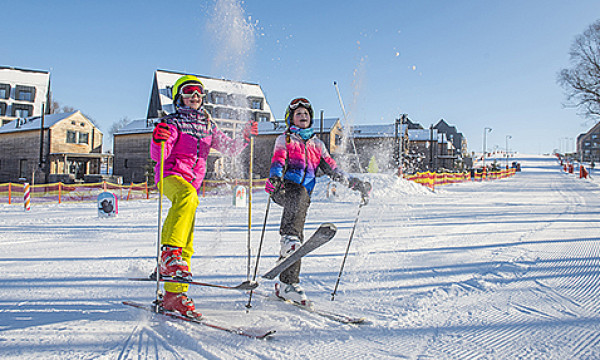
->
<box><xmin>0</xmin><ymin>84</ymin><xmax>10</xmax><ymax>99</ymax></box>
<box><xmin>124</xmin><ymin>159</ymin><xmax>128</xmax><ymax>168</ymax></box>
<box><xmin>210</xmin><ymin>92</ymin><xmax>227</xmax><ymax>105</ymax></box>
<box><xmin>0</xmin><ymin>102</ymin><xmax>6</xmax><ymax>116</ymax></box>
<box><xmin>335</xmin><ymin>134</ymin><xmax>343</xmax><ymax>146</ymax></box>
<box><xmin>78</xmin><ymin>132</ymin><xmax>89</xmax><ymax>144</ymax></box>
<box><xmin>19</xmin><ymin>159</ymin><xmax>28</xmax><ymax>179</ymax></box>
<box><xmin>249</xmin><ymin>97</ymin><xmax>263</xmax><ymax>110</ymax></box>
<box><xmin>12</xmin><ymin>104</ymin><xmax>33</xmax><ymax>118</ymax></box>
<box><xmin>66</xmin><ymin>130</ymin><xmax>77</xmax><ymax>143</ymax></box>
<box><xmin>15</xmin><ymin>85</ymin><xmax>36</xmax><ymax>102</ymax></box>
<box><xmin>66</xmin><ymin>131</ymin><xmax>89</xmax><ymax>144</ymax></box>
<box><xmin>254</xmin><ymin>112</ymin><xmax>270</xmax><ymax>122</ymax></box>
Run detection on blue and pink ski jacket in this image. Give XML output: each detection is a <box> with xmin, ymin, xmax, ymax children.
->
<box><xmin>150</xmin><ymin>107</ymin><xmax>247</xmax><ymax>191</ymax></box>
<box><xmin>269</xmin><ymin>131</ymin><xmax>346</xmax><ymax>194</ymax></box>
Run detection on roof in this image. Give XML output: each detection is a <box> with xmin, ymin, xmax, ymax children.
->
<box><xmin>0</xmin><ymin>111</ymin><xmax>84</xmax><ymax>134</ymax></box>
<box><xmin>353</xmin><ymin>124</ymin><xmax>397</xmax><ymax>138</ymax></box>
<box><xmin>0</xmin><ymin>65</ymin><xmax>49</xmax><ymax>74</ymax></box>
<box><xmin>257</xmin><ymin>118</ymin><xmax>341</xmax><ymax>135</ymax></box>
<box><xmin>114</xmin><ymin>119</ymin><xmax>154</xmax><ymax>135</ymax></box>
<box><xmin>408</xmin><ymin>128</ymin><xmax>440</xmax><ymax>141</ymax></box>
<box><xmin>153</xmin><ymin>70</ymin><xmax>274</xmax><ymax>117</ymax></box>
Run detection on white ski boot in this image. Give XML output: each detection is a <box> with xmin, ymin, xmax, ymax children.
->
<box><xmin>275</xmin><ymin>282</ymin><xmax>310</xmax><ymax>306</ymax></box>
<box><xmin>280</xmin><ymin>235</ymin><xmax>301</xmax><ymax>258</ymax></box>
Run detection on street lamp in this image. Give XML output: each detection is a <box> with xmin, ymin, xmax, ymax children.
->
<box><xmin>482</xmin><ymin>127</ymin><xmax>492</xmax><ymax>169</ymax></box>
<box><xmin>505</xmin><ymin>135</ymin><xmax>512</xmax><ymax>168</ymax></box>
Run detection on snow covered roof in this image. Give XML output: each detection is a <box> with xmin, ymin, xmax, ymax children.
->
<box><xmin>408</xmin><ymin>128</ymin><xmax>439</xmax><ymax>141</ymax></box>
<box><xmin>116</xmin><ymin>116</ymin><xmax>342</xmax><ymax>137</ymax></box>
<box><xmin>353</xmin><ymin>124</ymin><xmax>397</xmax><ymax>138</ymax></box>
<box><xmin>114</xmin><ymin>119</ymin><xmax>154</xmax><ymax>135</ymax></box>
<box><xmin>0</xmin><ymin>111</ymin><xmax>87</xmax><ymax>133</ymax></box>
<box><xmin>352</xmin><ymin>124</ymin><xmax>445</xmax><ymax>142</ymax></box>
<box><xmin>151</xmin><ymin>70</ymin><xmax>274</xmax><ymax>120</ymax></box>
<box><xmin>257</xmin><ymin>118</ymin><xmax>341</xmax><ymax>135</ymax></box>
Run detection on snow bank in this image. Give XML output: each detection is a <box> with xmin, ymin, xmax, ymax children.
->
<box><xmin>311</xmin><ymin>173</ymin><xmax>432</xmax><ymax>204</ymax></box>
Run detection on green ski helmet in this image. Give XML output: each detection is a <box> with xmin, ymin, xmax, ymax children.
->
<box><xmin>284</xmin><ymin>97</ymin><xmax>314</xmax><ymax>128</ymax></box>
<box><xmin>172</xmin><ymin>75</ymin><xmax>205</xmax><ymax>105</ymax></box>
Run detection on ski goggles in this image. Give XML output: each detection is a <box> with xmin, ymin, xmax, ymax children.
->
<box><xmin>180</xmin><ymin>84</ymin><xmax>205</xmax><ymax>98</ymax></box>
<box><xmin>288</xmin><ymin>98</ymin><xmax>311</xmax><ymax>110</ymax></box>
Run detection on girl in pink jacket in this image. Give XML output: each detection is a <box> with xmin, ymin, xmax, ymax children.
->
<box><xmin>150</xmin><ymin>75</ymin><xmax>257</xmax><ymax>317</ymax></box>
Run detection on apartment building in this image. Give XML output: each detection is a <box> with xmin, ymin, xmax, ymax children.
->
<box><xmin>0</xmin><ymin>66</ymin><xmax>51</xmax><ymax>126</ymax></box>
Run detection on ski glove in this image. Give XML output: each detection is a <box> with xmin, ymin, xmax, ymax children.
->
<box><xmin>153</xmin><ymin>123</ymin><xmax>171</xmax><ymax>143</ymax></box>
<box><xmin>348</xmin><ymin>177</ymin><xmax>372</xmax><ymax>199</ymax></box>
<box><xmin>242</xmin><ymin>121</ymin><xmax>258</xmax><ymax>142</ymax></box>
<box><xmin>265</xmin><ymin>176</ymin><xmax>282</xmax><ymax>194</ymax></box>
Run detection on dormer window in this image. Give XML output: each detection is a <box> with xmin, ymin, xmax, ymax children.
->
<box><xmin>248</xmin><ymin>97</ymin><xmax>263</xmax><ymax>110</ymax></box>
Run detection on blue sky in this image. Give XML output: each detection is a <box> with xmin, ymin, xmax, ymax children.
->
<box><xmin>4</xmin><ymin>0</ymin><xmax>600</xmax><ymax>154</ymax></box>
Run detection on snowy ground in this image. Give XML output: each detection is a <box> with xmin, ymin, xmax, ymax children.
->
<box><xmin>1</xmin><ymin>154</ymin><xmax>600</xmax><ymax>359</ymax></box>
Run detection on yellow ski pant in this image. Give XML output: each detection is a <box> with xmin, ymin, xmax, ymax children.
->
<box><xmin>160</xmin><ymin>175</ymin><xmax>199</xmax><ymax>293</ymax></box>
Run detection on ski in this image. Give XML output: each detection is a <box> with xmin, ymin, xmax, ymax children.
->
<box><xmin>122</xmin><ymin>301</ymin><xmax>275</xmax><ymax>339</ymax></box>
<box><xmin>129</xmin><ymin>276</ymin><xmax>258</xmax><ymax>291</ymax></box>
<box><xmin>252</xmin><ymin>291</ymin><xmax>366</xmax><ymax>324</ymax></box>
<box><xmin>262</xmin><ymin>223</ymin><xmax>337</xmax><ymax>280</ymax></box>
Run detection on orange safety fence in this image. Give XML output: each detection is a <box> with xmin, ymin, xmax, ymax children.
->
<box><xmin>0</xmin><ymin>179</ymin><xmax>268</xmax><ymax>205</ymax></box>
<box><xmin>403</xmin><ymin>168</ymin><xmax>516</xmax><ymax>191</ymax></box>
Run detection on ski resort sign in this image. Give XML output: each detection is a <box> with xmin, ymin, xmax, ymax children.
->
<box><xmin>98</xmin><ymin>192</ymin><xmax>118</xmax><ymax>217</ymax></box>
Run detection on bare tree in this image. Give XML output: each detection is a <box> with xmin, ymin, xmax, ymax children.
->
<box><xmin>49</xmin><ymin>99</ymin><xmax>98</xmax><ymax>126</ymax></box>
<box><xmin>109</xmin><ymin>116</ymin><xmax>131</xmax><ymax>137</ymax></box>
<box><xmin>48</xmin><ymin>97</ymin><xmax>75</xmax><ymax>114</ymax></box>
<box><xmin>558</xmin><ymin>20</ymin><xmax>600</xmax><ymax>120</ymax></box>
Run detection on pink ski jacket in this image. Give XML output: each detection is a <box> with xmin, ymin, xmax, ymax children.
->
<box><xmin>269</xmin><ymin>131</ymin><xmax>346</xmax><ymax>194</ymax></box>
<box><xmin>150</xmin><ymin>107</ymin><xmax>247</xmax><ymax>191</ymax></box>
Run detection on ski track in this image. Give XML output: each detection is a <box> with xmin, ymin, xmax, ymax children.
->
<box><xmin>1</xmin><ymin>155</ymin><xmax>600</xmax><ymax>359</ymax></box>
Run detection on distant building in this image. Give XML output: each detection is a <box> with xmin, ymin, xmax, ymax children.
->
<box><xmin>0</xmin><ymin>111</ymin><xmax>112</xmax><ymax>183</ymax></box>
<box><xmin>433</xmin><ymin>119</ymin><xmax>467</xmax><ymax>156</ymax></box>
<box><xmin>577</xmin><ymin>121</ymin><xmax>600</xmax><ymax>163</ymax></box>
<box><xmin>352</xmin><ymin>124</ymin><xmax>399</xmax><ymax>171</ymax></box>
<box><xmin>0</xmin><ymin>66</ymin><xmax>51</xmax><ymax>126</ymax></box>
<box><xmin>352</xmin><ymin>122</ymin><xmax>461</xmax><ymax>173</ymax></box>
<box><xmin>113</xmin><ymin>70</ymin><xmax>276</xmax><ymax>183</ymax></box>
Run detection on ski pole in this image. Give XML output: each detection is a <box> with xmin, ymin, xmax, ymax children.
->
<box><xmin>154</xmin><ymin>138</ymin><xmax>166</xmax><ymax>311</ymax></box>
<box><xmin>247</xmin><ymin>136</ymin><xmax>254</xmax><ymax>281</ymax></box>
<box><xmin>246</xmin><ymin>195</ymin><xmax>271</xmax><ymax>309</ymax></box>
<box><xmin>331</xmin><ymin>197</ymin><xmax>366</xmax><ymax>301</ymax></box>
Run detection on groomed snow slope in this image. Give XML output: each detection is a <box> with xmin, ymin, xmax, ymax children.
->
<box><xmin>1</xmin><ymin>155</ymin><xmax>599</xmax><ymax>359</ymax></box>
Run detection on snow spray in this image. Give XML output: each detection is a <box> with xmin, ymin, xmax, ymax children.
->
<box><xmin>206</xmin><ymin>0</ymin><xmax>257</xmax><ymax>180</ymax></box>
<box><xmin>206</xmin><ymin>0</ymin><xmax>256</xmax><ymax>81</ymax></box>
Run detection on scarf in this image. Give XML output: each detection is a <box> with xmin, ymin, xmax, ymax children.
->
<box><xmin>289</xmin><ymin>125</ymin><xmax>314</xmax><ymax>141</ymax></box>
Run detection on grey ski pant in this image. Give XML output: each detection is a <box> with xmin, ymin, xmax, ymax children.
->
<box><xmin>279</xmin><ymin>181</ymin><xmax>311</xmax><ymax>284</ymax></box>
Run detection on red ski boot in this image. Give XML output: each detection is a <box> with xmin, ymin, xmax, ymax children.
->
<box><xmin>162</xmin><ymin>291</ymin><xmax>202</xmax><ymax>318</ymax></box>
<box><xmin>159</xmin><ymin>245</ymin><xmax>192</xmax><ymax>281</ymax></box>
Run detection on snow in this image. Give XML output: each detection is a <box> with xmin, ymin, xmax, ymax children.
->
<box><xmin>1</xmin><ymin>155</ymin><xmax>600</xmax><ymax>359</ymax></box>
